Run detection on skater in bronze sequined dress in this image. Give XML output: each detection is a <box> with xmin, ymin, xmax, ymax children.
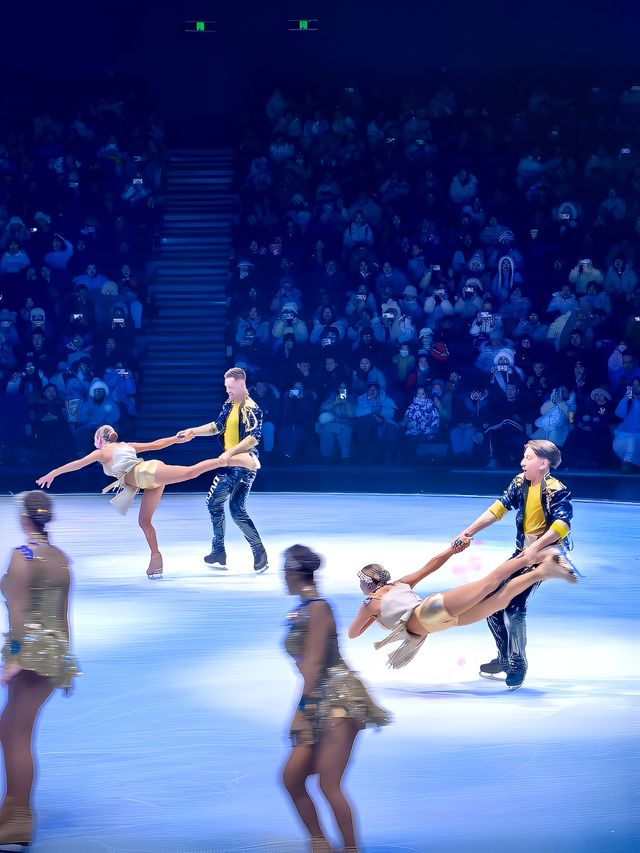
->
<box><xmin>282</xmin><ymin>544</ymin><xmax>389</xmax><ymax>853</ymax></box>
<box><xmin>0</xmin><ymin>491</ymin><xmax>80</xmax><ymax>848</ymax></box>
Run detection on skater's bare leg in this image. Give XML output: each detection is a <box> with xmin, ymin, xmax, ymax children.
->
<box><xmin>153</xmin><ymin>458</ymin><xmax>227</xmax><ymax>486</ymax></box>
<box><xmin>440</xmin><ymin>550</ymin><xmax>533</xmax><ymax>618</ymax></box>
<box><xmin>456</xmin><ymin>553</ymin><xmax>577</xmax><ymax>627</ymax></box>
<box><xmin>153</xmin><ymin>454</ymin><xmax>258</xmax><ymax>487</ymax></box>
<box><xmin>138</xmin><ymin>485</ymin><xmax>165</xmax><ymax>577</ymax></box>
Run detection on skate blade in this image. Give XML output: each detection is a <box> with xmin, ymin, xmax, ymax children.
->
<box><xmin>479</xmin><ymin>671</ymin><xmax>507</xmax><ymax>681</ymax></box>
<box><xmin>563</xmin><ymin>554</ymin><xmax>584</xmax><ymax>578</ymax></box>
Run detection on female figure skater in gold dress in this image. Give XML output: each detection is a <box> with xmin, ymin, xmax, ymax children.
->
<box><xmin>0</xmin><ymin>491</ymin><xmax>80</xmax><ymax>848</ymax></box>
<box><xmin>282</xmin><ymin>544</ymin><xmax>390</xmax><ymax>853</ymax></box>
<box><xmin>36</xmin><ymin>424</ymin><xmax>258</xmax><ymax>578</ymax></box>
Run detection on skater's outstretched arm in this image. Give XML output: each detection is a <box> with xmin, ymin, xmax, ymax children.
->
<box><xmin>36</xmin><ymin>450</ymin><xmax>103</xmax><ymax>488</ymax></box>
<box><xmin>182</xmin><ymin>421</ymin><xmax>220</xmax><ymax>437</ymax></box>
<box><xmin>452</xmin><ymin>509</ymin><xmax>499</xmax><ymax>545</ymax></box>
<box><xmin>129</xmin><ymin>432</ymin><xmax>194</xmax><ymax>453</ymax></box>
<box><xmin>399</xmin><ymin>539</ymin><xmax>470</xmax><ymax>589</ymax></box>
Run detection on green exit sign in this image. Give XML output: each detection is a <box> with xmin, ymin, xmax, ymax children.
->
<box><xmin>184</xmin><ymin>20</ymin><xmax>216</xmax><ymax>34</ymax></box>
<box><xmin>288</xmin><ymin>18</ymin><xmax>320</xmax><ymax>31</ymax></box>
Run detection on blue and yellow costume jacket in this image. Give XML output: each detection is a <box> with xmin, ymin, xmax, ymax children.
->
<box><xmin>488</xmin><ymin>472</ymin><xmax>573</xmax><ymax>553</ymax></box>
<box><xmin>211</xmin><ymin>396</ymin><xmax>263</xmax><ymax>453</ymax></box>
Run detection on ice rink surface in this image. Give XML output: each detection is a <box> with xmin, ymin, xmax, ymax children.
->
<box><xmin>0</xmin><ymin>492</ymin><xmax>638</xmax><ymax>852</ymax></box>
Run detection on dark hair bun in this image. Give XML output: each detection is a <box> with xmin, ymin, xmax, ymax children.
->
<box><xmin>22</xmin><ymin>491</ymin><xmax>53</xmax><ymax>527</ymax></box>
<box><xmin>285</xmin><ymin>544</ymin><xmax>322</xmax><ymax>578</ymax></box>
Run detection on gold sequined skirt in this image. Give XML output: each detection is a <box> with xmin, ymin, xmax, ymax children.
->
<box><xmin>2</xmin><ymin>625</ymin><xmax>80</xmax><ymax>694</ymax></box>
<box><xmin>290</xmin><ymin>662</ymin><xmax>391</xmax><ymax>746</ymax></box>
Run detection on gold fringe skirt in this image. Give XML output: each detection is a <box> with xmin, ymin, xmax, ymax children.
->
<box><xmin>290</xmin><ymin>662</ymin><xmax>391</xmax><ymax>746</ymax></box>
<box><xmin>2</xmin><ymin>625</ymin><xmax>80</xmax><ymax>694</ymax></box>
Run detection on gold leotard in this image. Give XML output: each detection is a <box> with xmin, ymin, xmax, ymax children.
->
<box><xmin>417</xmin><ymin>592</ymin><xmax>459</xmax><ymax>633</ymax></box>
<box><xmin>133</xmin><ymin>459</ymin><xmax>161</xmax><ymax>490</ymax></box>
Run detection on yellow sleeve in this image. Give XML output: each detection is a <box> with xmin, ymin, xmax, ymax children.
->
<box><xmin>489</xmin><ymin>500</ymin><xmax>508</xmax><ymax>520</ymax></box>
<box><xmin>551</xmin><ymin>520</ymin><xmax>570</xmax><ymax>539</ymax></box>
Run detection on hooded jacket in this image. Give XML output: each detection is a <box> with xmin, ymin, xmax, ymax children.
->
<box><xmin>77</xmin><ymin>379</ymin><xmax>120</xmax><ymax>427</ymax></box>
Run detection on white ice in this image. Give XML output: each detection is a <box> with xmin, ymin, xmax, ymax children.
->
<box><xmin>0</xmin><ymin>493</ymin><xmax>638</xmax><ymax>852</ymax></box>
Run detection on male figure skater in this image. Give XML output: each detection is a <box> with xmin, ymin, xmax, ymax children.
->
<box><xmin>183</xmin><ymin>366</ymin><xmax>268</xmax><ymax>572</ymax></box>
<box><xmin>453</xmin><ymin>439</ymin><xmax>573</xmax><ymax>689</ymax></box>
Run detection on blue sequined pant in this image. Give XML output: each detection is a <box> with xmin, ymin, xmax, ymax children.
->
<box><xmin>206</xmin><ymin>467</ymin><xmax>264</xmax><ymax>555</ymax></box>
<box><xmin>486</xmin><ymin>572</ymin><xmax>539</xmax><ymax>672</ymax></box>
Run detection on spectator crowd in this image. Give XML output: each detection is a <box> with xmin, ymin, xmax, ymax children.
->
<box><xmin>3</xmin><ymin>76</ymin><xmax>639</xmax><ymax>477</ymax></box>
<box><xmin>228</xmin><ymin>79</ymin><xmax>640</xmax><ymax>472</ymax></box>
<box><xmin>0</xmin><ymin>87</ymin><xmax>164</xmax><ymax>466</ymax></box>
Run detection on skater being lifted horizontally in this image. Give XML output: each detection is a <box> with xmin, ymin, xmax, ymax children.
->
<box><xmin>35</xmin><ymin>425</ymin><xmax>257</xmax><ymax>579</ymax></box>
<box><xmin>348</xmin><ymin>537</ymin><xmax>577</xmax><ymax>670</ymax></box>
